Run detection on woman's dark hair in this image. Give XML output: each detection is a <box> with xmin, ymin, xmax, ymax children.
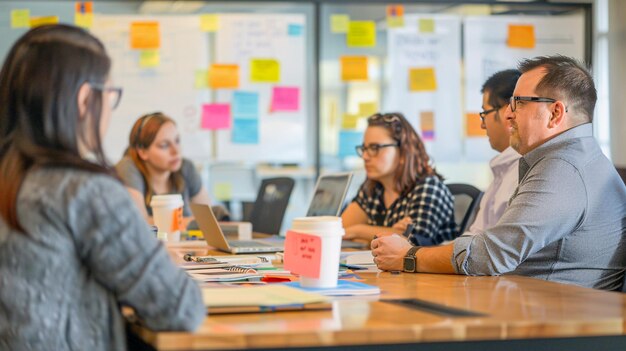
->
<box><xmin>126</xmin><ymin>112</ymin><xmax>184</xmax><ymax>210</ymax></box>
<box><xmin>0</xmin><ymin>24</ymin><xmax>113</xmax><ymax>232</ymax></box>
<box><xmin>363</xmin><ymin>112</ymin><xmax>442</xmax><ymax>196</ymax></box>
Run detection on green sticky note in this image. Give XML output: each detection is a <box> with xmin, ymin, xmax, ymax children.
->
<box><xmin>419</xmin><ymin>18</ymin><xmax>435</xmax><ymax>33</ymax></box>
<box><xmin>194</xmin><ymin>69</ymin><xmax>208</xmax><ymax>89</ymax></box>
<box><xmin>11</xmin><ymin>9</ymin><xmax>30</xmax><ymax>28</ymax></box>
<box><xmin>139</xmin><ymin>50</ymin><xmax>160</xmax><ymax>68</ymax></box>
<box><xmin>214</xmin><ymin>183</ymin><xmax>233</xmax><ymax>201</ymax></box>
<box><xmin>330</xmin><ymin>14</ymin><xmax>349</xmax><ymax>33</ymax></box>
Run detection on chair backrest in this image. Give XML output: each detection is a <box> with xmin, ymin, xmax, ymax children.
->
<box><xmin>248</xmin><ymin>177</ymin><xmax>295</xmax><ymax>235</ymax></box>
<box><xmin>446</xmin><ymin>183</ymin><xmax>483</xmax><ymax>235</ymax></box>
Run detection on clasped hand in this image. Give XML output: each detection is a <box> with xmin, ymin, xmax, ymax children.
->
<box><xmin>371</xmin><ymin>233</ymin><xmax>413</xmax><ymax>271</ymax></box>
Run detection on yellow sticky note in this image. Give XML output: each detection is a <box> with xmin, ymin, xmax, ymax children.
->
<box><xmin>75</xmin><ymin>13</ymin><xmax>94</xmax><ymax>28</ymax></box>
<box><xmin>139</xmin><ymin>50</ymin><xmax>160</xmax><ymax>68</ymax></box>
<box><xmin>409</xmin><ymin>67</ymin><xmax>437</xmax><ymax>92</ymax></box>
<box><xmin>359</xmin><ymin>102</ymin><xmax>378</xmax><ymax>117</ymax></box>
<box><xmin>194</xmin><ymin>69</ymin><xmax>208</xmax><ymax>89</ymax></box>
<box><xmin>214</xmin><ymin>183</ymin><xmax>233</xmax><ymax>201</ymax></box>
<box><xmin>340</xmin><ymin>56</ymin><xmax>368</xmax><ymax>81</ymax></box>
<box><xmin>209</xmin><ymin>64</ymin><xmax>239</xmax><ymax>89</ymax></box>
<box><xmin>11</xmin><ymin>9</ymin><xmax>30</xmax><ymax>28</ymax></box>
<box><xmin>200</xmin><ymin>14</ymin><xmax>219</xmax><ymax>32</ymax></box>
<box><xmin>250</xmin><ymin>59</ymin><xmax>280</xmax><ymax>83</ymax></box>
<box><xmin>386</xmin><ymin>5</ymin><xmax>404</xmax><ymax>28</ymax></box>
<box><xmin>130</xmin><ymin>21</ymin><xmax>160</xmax><ymax>50</ymax></box>
<box><xmin>466</xmin><ymin>113</ymin><xmax>486</xmax><ymax>137</ymax></box>
<box><xmin>30</xmin><ymin>16</ymin><xmax>59</xmax><ymax>28</ymax></box>
<box><xmin>330</xmin><ymin>14</ymin><xmax>349</xmax><ymax>33</ymax></box>
<box><xmin>342</xmin><ymin>114</ymin><xmax>359</xmax><ymax>129</ymax></box>
<box><xmin>508</xmin><ymin>24</ymin><xmax>535</xmax><ymax>49</ymax></box>
<box><xmin>419</xmin><ymin>18</ymin><xmax>435</xmax><ymax>33</ymax></box>
<box><xmin>347</xmin><ymin>21</ymin><xmax>376</xmax><ymax>48</ymax></box>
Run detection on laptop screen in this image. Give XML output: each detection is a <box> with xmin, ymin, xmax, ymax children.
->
<box><xmin>306</xmin><ymin>173</ymin><xmax>353</xmax><ymax>217</ymax></box>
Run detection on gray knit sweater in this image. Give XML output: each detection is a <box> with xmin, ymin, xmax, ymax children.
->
<box><xmin>0</xmin><ymin>168</ymin><xmax>205</xmax><ymax>350</ymax></box>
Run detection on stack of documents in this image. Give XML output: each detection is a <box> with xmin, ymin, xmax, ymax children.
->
<box><xmin>181</xmin><ymin>254</ymin><xmax>289</xmax><ymax>282</ymax></box>
<box><xmin>202</xmin><ymin>285</ymin><xmax>330</xmax><ymax>314</ymax></box>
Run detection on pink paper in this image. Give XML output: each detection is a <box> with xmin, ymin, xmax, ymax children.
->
<box><xmin>271</xmin><ymin>86</ymin><xmax>299</xmax><ymax>112</ymax></box>
<box><xmin>201</xmin><ymin>103</ymin><xmax>230</xmax><ymax>130</ymax></box>
<box><xmin>283</xmin><ymin>230</ymin><xmax>321</xmax><ymax>279</ymax></box>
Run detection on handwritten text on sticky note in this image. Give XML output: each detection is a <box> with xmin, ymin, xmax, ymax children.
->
<box><xmin>347</xmin><ymin>21</ymin><xmax>376</xmax><ymax>47</ymax></box>
<box><xmin>284</xmin><ymin>230</ymin><xmax>321</xmax><ymax>279</ymax></box>
<box><xmin>250</xmin><ymin>59</ymin><xmax>280</xmax><ymax>83</ymax></box>
<box><xmin>271</xmin><ymin>87</ymin><xmax>300</xmax><ymax>112</ymax></box>
<box><xmin>209</xmin><ymin>64</ymin><xmax>239</xmax><ymax>89</ymax></box>
<box><xmin>130</xmin><ymin>21</ymin><xmax>160</xmax><ymax>49</ymax></box>
<box><xmin>201</xmin><ymin>103</ymin><xmax>230</xmax><ymax>130</ymax></box>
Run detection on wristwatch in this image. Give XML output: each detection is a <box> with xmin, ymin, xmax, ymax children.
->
<box><xmin>403</xmin><ymin>246</ymin><xmax>422</xmax><ymax>273</ymax></box>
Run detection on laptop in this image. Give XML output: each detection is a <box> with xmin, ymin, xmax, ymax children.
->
<box><xmin>306</xmin><ymin>172</ymin><xmax>353</xmax><ymax>216</ymax></box>
<box><xmin>190</xmin><ymin>203</ymin><xmax>284</xmax><ymax>254</ymax></box>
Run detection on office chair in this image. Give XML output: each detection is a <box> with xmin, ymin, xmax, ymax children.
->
<box><xmin>446</xmin><ymin>183</ymin><xmax>483</xmax><ymax>235</ymax></box>
<box><xmin>244</xmin><ymin>177</ymin><xmax>295</xmax><ymax>235</ymax></box>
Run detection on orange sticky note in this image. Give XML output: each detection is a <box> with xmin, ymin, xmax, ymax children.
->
<box><xmin>420</xmin><ymin>111</ymin><xmax>435</xmax><ymax>140</ymax></box>
<box><xmin>386</xmin><ymin>5</ymin><xmax>405</xmax><ymax>28</ymax></box>
<box><xmin>75</xmin><ymin>1</ymin><xmax>93</xmax><ymax>13</ymax></box>
<box><xmin>209</xmin><ymin>64</ymin><xmax>239</xmax><ymax>89</ymax></box>
<box><xmin>340</xmin><ymin>56</ymin><xmax>368</xmax><ymax>81</ymax></box>
<box><xmin>508</xmin><ymin>24</ymin><xmax>535</xmax><ymax>49</ymax></box>
<box><xmin>171</xmin><ymin>207</ymin><xmax>183</xmax><ymax>232</ymax></box>
<box><xmin>30</xmin><ymin>16</ymin><xmax>59</xmax><ymax>28</ymax></box>
<box><xmin>466</xmin><ymin>113</ymin><xmax>486</xmax><ymax>137</ymax></box>
<box><xmin>284</xmin><ymin>231</ymin><xmax>322</xmax><ymax>279</ymax></box>
<box><xmin>130</xmin><ymin>21</ymin><xmax>160</xmax><ymax>50</ymax></box>
<box><xmin>409</xmin><ymin>67</ymin><xmax>437</xmax><ymax>92</ymax></box>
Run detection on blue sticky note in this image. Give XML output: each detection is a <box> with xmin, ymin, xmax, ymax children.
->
<box><xmin>288</xmin><ymin>24</ymin><xmax>303</xmax><ymax>36</ymax></box>
<box><xmin>233</xmin><ymin>91</ymin><xmax>259</xmax><ymax>119</ymax></box>
<box><xmin>338</xmin><ymin>130</ymin><xmax>363</xmax><ymax>158</ymax></box>
<box><xmin>232</xmin><ymin>119</ymin><xmax>259</xmax><ymax>144</ymax></box>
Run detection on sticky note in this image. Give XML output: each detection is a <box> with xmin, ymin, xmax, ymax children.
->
<box><xmin>338</xmin><ymin>130</ymin><xmax>363</xmax><ymax>158</ymax></box>
<box><xmin>508</xmin><ymin>24</ymin><xmax>535</xmax><ymax>49</ymax></box>
<box><xmin>288</xmin><ymin>24</ymin><xmax>303</xmax><ymax>36</ymax></box>
<box><xmin>139</xmin><ymin>50</ymin><xmax>160</xmax><ymax>68</ymax></box>
<box><xmin>209</xmin><ymin>64</ymin><xmax>239</xmax><ymax>89</ymax></box>
<box><xmin>200</xmin><ymin>14</ymin><xmax>219</xmax><ymax>32</ymax></box>
<box><xmin>232</xmin><ymin>119</ymin><xmax>259</xmax><ymax>144</ymax></box>
<box><xmin>466</xmin><ymin>113</ymin><xmax>486</xmax><ymax>137</ymax></box>
<box><xmin>271</xmin><ymin>87</ymin><xmax>299</xmax><ymax>112</ymax></box>
<box><xmin>347</xmin><ymin>21</ymin><xmax>376</xmax><ymax>47</ymax></box>
<box><xmin>330</xmin><ymin>14</ymin><xmax>349</xmax><ymax>33</ymax></box>
<box><xmin>171</xmin><ymin>207</ymin><xmax>183</xmax><ymax>232</ymax></box>
<box><xmin>340</xmin><ymin>56</ymin><xmax>368</xmax><ymax>81</ymax></box>
<box><xmin>409</xmin><ymin>67</ymin><xmax>437</xmax><ymax>92</ymax></box>
<box><xmin>386</xmin><ymin>5</ymin><xmax>405</xmax><ymax>28</ymax></box>
<box><xmin>201</xmin><ymin>103</ymin><xmax>231</xmax><ymax>130</ymax></box>
<box><xmin>284</xmin><ymin>231</ymin><xmax>322</xmax><ymax>279</ymax></box>
<box><xmin>194</xmin><ymin>69</ymin><xmax>208</xmax><ymax>89</ymax></box>
<box><xmin>75</xmin><ymin>1</ymin><xmax>93</xmax><ymax>13</ymax></box>
<box><xmin>233</xmin><ymin>91</ymin><xmax>259</xmax><ymax>119</ymax></box>
<box><xmin>130</xmin><ymin>21</ymin><xmax>160</xmax><ymax>50</ymax></box>
<box><xmin>11</xmin><ymin>9</ymin><xmax>30</xmax><ymax>28</ymax></box>
<box><xmin>213</xmin><ymin>183</ymin><xmax>233</xmax><ymax>201</ymax></box>
<box><xmin>75</xmin><ymin>13</ymin><xmax>94</xmax><ymax>28</ymax></box>
<box><xmin>30</xmin><ymin>16</ymin><xmax>59</xmax><ymax>28</ymax></box>
<box><xmin>359</xmin><ymin>102</ymin><xmax>378</xmax><ymax>117</ymax></box>
<box><xmin>341</xmin><ymin>114</ymin><xmax>359</xmax><ymax>129</ymax></box>
<box><xmin>419</xmin><ymin>18</ymin><xmax>435</xmax><ymax>33</ymax></box>
<box><xmin>250</xmin><ymin>59</ymin><xmax>280</xmax><ymax>83</ymax></box>
<box><xmin>420</xmin><ymin>111</ymin><xmax>435</xmax><ymax>141</ymax></box>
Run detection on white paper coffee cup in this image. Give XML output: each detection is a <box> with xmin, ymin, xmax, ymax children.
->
<box><xmin>150</xmin><ymin>194</ymin><xmax>184</xmax><ymax>242</ymax></box>
<box><xmin>290</xmin><ymin>216</ymin><xmax>344</xmax><ymax>288</ymax></box>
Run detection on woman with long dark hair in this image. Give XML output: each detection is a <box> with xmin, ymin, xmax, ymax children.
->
<box><xmin>0</xmin><ymin>25</ymin><xmax>204</xmax><ymax>349</ymax></box>
<box><xmin>341</xmin><ymin>113</ymin><xmax>457</xmax><ymax>245</ymax></box>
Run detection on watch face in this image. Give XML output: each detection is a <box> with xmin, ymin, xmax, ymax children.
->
<box><xmin>403</xmin><ymin>257</ymin><xmax>415</xmax><ymax>272</ymax></box>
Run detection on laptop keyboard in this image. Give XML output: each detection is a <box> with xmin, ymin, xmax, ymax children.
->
<box><xmin>229</xmin><ymin>240</ymin><xmax>271</xmax><ymax>247</ymax></box>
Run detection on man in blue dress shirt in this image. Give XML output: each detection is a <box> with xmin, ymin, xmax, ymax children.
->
<box><xmin>373</xmin><ymin>55</ymin><xmax>626</xmax><ymax>290</ymax></box>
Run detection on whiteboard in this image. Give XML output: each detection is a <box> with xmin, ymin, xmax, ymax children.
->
<box><xmin>385</xmin><ymin>14</ymin><xmax>463</xmax><ymax>163</ymax></box>
<box><xmin>463</xmin><ymin>15</ymin><xmax>585</xmax><ymax>162</ymax></box>
<box><xmin>214</xmin><ymin>14</ymin><xmax>307</xmax><ymax>163</ymax></box>
<box><xmin>92</xmin><ymin>15</ymin><xmax>211</xmax><ymax>163</ymax></box>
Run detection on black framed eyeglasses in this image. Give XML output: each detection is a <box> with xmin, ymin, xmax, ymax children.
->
<box><xmin>355</xmin><ymin>142</ymin><xmax>399</xmax><ymax>157</ymax></box>
<box><xmin>91</xmin><ymin>83</ymin><xmax>123</xmax><ymax>110</ymax></box>
<box><xmin>509</xmin><ymin>96</ymin><xmax>557</xmax><ymax>113</ymax></box>
<box><xmin>479</xmin><ymin>107</ymin><xmax>499</xmax><ymax>123</ymax></box>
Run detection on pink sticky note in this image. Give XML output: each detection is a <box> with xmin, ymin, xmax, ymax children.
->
<box><xmin>271</xmin><ymin>86</ymin><xmax>299</xmax><ymax>112</ymax></box>
<box><xmin>283</xmin><ymin>230</ymin><xmax>321</xmax><ymax>278</ymax></box>
<box><xmin>201</xmin><ymin>103</ymin><xmax>230</xmax><ymax>130</ymax></box>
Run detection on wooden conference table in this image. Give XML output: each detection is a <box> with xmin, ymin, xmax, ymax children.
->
<box><xmin>129</xmin><ymin>244</ymin><xmax>626</xmax><ymax>350</ymax></box>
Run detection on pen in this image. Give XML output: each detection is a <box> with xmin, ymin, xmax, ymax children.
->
<box><xmin>403</xmin><ymin>223</ymin><xmax>415</xmax><ymax>238</ymax></box>
<box><xmin>183</xmin><ymin>254</ymin><xmax>219</xmax><ymax>263</ymax></box>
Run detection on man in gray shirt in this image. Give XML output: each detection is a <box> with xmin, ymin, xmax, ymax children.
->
<box><xmin>372</xmin><ymin>55</ymin><xmax>626</xmax><ymax>290</ymax></box>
